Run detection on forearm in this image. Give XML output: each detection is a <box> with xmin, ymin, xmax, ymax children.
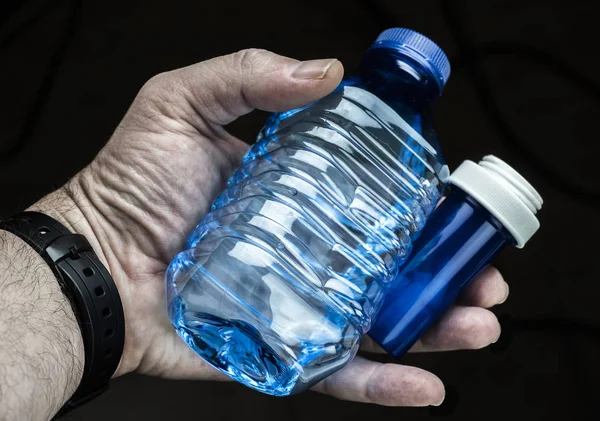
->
<box><xmin>0</xmin><ymin>193</ymin><xmax>85</xmax><ymax>421</ymax></box>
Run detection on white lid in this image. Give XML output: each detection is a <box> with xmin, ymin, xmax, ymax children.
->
<box><xmin>445</xmin><ymin>155</ymin><xmax>543</xmax><ymax>248</ymax></box>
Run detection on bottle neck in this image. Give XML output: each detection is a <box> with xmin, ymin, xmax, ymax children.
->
<box><xmin>356</xmin><ymin>47</ymin><xmax>443</xmax><ymax>111</ymax></box>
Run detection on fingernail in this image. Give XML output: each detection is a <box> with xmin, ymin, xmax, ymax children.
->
<box><xmin>498</xmin><ymin>284</ymin><xmax>509</xmax><ymax>304</ymax></box>
<box><xmin>292</xmin><ymin>59</ymin><xmax>337</xmax><ymax>80</ymax></box>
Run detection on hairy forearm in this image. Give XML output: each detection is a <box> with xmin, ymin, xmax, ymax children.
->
<box><xmin>0</xmin><ymin>192</ymin><xmax>85</xmax><ymax>421</ymax></box>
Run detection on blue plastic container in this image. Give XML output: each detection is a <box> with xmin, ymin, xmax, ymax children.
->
<box><xmin>165</xmin><ymin>28</ymin><xmax>542</xmax><ymax>396</ymax></box>
<box><xmin>369</xmin><ymin>155</ymin><xmax>543</xmax><ymax>356</ymax></box>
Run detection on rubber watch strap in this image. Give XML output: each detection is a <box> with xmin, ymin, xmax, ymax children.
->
<box><xmin>0</xmin><ymin>211</ymin><xmax>125</xmax><ymax>416</ymax></box>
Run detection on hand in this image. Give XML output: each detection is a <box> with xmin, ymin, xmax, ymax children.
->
<box><xmin>32</xmin><ymin>49</ymin><xmax>508</xmax><ymax>407</ymax></box>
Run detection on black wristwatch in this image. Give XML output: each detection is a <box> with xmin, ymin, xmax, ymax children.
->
<box><xmin>0</xmin><ymin>211</ymin><xmax>125</xmax><ymax>417</ymax></box>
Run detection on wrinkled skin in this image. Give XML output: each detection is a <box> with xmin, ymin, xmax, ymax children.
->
<box><xmin>33</xmin><ymin>49</ymin><xmax>508</xmax><ymax>407</ymax></box>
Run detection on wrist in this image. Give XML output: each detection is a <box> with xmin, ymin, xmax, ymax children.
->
<box><xmin>27</xmin><ymin>180</ymin><xmax>110</xmax><ymax>276</ymax></box>
<box><xmin>27</xmin><ymin>176</ymin><xmax>135</xmax><ymax>377</ymax></box>
<box><xmin>0</xmin><ymin>230</ymin><xmax>85</xmax><ymax>419</ymax></box>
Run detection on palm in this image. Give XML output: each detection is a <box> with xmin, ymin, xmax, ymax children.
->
<box><xmin>69</xmin><ymin>50</ymin><xmax>508</xmax><ymax>406</ymax></box>
<box><xmin>88</xmin><ymin>100</ymin><xmax>251</xmax><ymax>379</ymax></box>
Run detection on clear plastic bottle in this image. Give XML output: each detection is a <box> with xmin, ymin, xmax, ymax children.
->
<box><xmin>166</xmin><ymin>28</ymin><xmax>454</xmax><ymax>395</ymax></box>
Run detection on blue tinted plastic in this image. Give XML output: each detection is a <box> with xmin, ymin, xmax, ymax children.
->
<box><xmin>368</xmin><ymin>187</ymin><xmax>514</xmax><ymax>357</ymax></box>
<box><xmin>369</xmin><ymin>27</ymin><xmax>451</xmax><ymax>92</ymax></box>
<box><xmin>166</xmin><ymin>28</ymin><xmax>452</xmax><ymax>396</ymax></box>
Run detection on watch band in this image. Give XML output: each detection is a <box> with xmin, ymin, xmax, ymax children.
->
<box><xmin>0</xmin><ymin>211</ymin><xmax>125</xmax><ymax>416</ymax></box>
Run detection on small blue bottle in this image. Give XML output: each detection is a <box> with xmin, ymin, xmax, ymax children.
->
<box><xmin>368</xmin><ymin>155</ymin><xmax>543</xmax><ymax>357</ymax></box>
<box><xmin>165</xmin><ymin>28</ymin><xmax>542</xmax><ymax>396</ymax></box>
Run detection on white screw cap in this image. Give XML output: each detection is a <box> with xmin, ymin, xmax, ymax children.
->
<box><xmin>445</xmin><ymin>155</ymin><xmax>543</xmax><ymax>248</ymax></box>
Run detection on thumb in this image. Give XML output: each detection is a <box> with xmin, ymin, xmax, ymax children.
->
<box><xmin>144</xmin><ymin>49</ymin><xmax>344</xmax><ymax>126</ymax></box>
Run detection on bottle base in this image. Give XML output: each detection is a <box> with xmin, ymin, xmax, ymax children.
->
<box><xmin>172</xmin><ymin>305</ymin><xmax>300</xmax><ymax>396</ymax></box>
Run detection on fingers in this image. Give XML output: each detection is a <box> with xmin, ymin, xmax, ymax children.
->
<box><xmin>360</xmin><ymin>305</ymin><xmax>501</xmax><ymax>354</ymax></box>
<box><xmin>458</xmin><ymin>266</ymin><xmax>509</xmax><ymax>308</ymax></box>
<box><xmin>359</xmin><ymin>266</ymin><xmax>506</xmax><ymax>355</ymax></box>
<box><xmin>410</xmin><ymin>306</ymin><xmax>501</xmax><ymax>352</ymax></box>
<box><xmin>313</xmin><ymin>356</ymin><xmax>445</xmax><ymax>407</ymax></box>
<box><xmin>359</xmin><ymin>335</ymin><xmax>387</xmax><ymax>354</ymax></box>
<box><xmin>144</xmin><ymin>49</ymin><xmax>344</xmax><ymax>126</ymax></box>
<box><xmin>411</xmin><ymin>268</ymin><xmax>506</xmax><ymax>351</ymax></box>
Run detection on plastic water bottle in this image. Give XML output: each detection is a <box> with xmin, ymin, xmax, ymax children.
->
<box><xmin>165</xmin><ymin>28</ymin><xmax>542</xmax><ymax>396</ymax></box>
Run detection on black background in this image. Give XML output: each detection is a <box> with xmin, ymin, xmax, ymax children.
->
<box><xmin>1</xmin><ymin>0</ymin><xmax>599</xmax><ymax>420</ymax></box>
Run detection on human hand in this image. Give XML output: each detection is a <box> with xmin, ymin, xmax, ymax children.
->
<box><xmin>32</xmin><ymin>49</ymin><xmax>508</xmax><ymax>407</ymax></box>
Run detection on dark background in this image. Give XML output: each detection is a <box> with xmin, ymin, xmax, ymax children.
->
<box><xmin>1</xmin><ymin>0</ymin><xmax>599</xmax><ymax>419</ymax></box>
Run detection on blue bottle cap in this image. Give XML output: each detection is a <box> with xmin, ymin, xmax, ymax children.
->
<box><xmin>370</xmin><ymin>28</ymin><xmax>451</xmax><ymax>92</ymax></box>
